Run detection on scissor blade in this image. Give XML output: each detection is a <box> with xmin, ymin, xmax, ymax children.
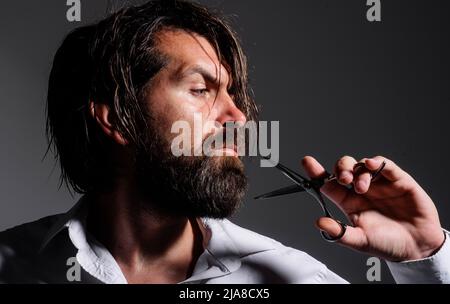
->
<box><xmin>276</xmin><ymin>165</ymin><xmax>310</xmax><ymax>190</ymax></box>
<box><xmin>260</xmin><ymin>156</ymin><xmax>310</xmax><ymax>188</ymax></box>
<box><xmin>254</xmin><ymin>184</ymin><xmax>306</xmax><ymax>200</ymax></box>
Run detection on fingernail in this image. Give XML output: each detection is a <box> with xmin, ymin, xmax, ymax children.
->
<box><xmin>340</xmin><ymin>171</ymin><xmax>352</xmax><ymax>181</ymax></box>
<box><xmin>369</xmin><ymin>158</ymin><xmax>381</xmax><ymax>165</ymax></box>
<box><xmin>356</xmin><ymin>180</ymin><xmax>367</xmax><ymax>192</ymax></box>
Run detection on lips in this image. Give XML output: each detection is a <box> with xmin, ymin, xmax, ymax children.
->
<box><xmin>214</xmin><ymin>144</ymin><xmax>238</xmax><ymax>156</ymax></box>
<box><xmin>204</xmin><ymin>128</ymin><xmax>241</xmax><ymax>156</ymax></box>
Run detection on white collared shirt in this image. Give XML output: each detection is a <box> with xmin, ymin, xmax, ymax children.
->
<box><xmin>0</xmin><ymin>196</ymin><xmax>449</xmax><ymax>283</ymax></box>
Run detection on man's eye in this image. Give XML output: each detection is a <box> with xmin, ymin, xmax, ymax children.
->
<box><xmin>191</xmin><ymin>88</ymin><xmax>209</xmax><ymax>97</ymax></box>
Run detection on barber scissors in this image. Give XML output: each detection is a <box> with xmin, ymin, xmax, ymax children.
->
<box><xmin>254</xmin><ymin>157</ymin><xmax>386</xmax><ymax>242</ymax></box>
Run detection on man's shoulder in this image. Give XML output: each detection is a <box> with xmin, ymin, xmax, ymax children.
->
<box><xmin>214</xmin><ymin>219</ymin><xmax>324</xmax><ymax>264</ymax></box>
<box><xmin>0</xmin><ymin>214</ymin><xmax>63</xmax><ymax>256</ymax></box>
<box><xmin>0</xmin><ymin>214</ymin><xmax>72</xmax><ymax>283</ymax></box>
<box><xmin>209</xmin><ymin>219</ymin><xmax>345</xmax><ymax>283</ymax></box>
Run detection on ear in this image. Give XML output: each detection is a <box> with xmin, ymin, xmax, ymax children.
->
<box><xmin>89</xmin><ymin>101</ymin><xmax>128</xmax><ymax>146</ymax></box>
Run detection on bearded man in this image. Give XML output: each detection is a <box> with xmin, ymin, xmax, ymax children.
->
<box><xmin>0</xmin><ymin>0</ymin><xmax>448</xmax><ymax>283</ymax></box>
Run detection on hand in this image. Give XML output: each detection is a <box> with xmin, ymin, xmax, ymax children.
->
<box><xmin>301</xmin><ymin>155</ymin><xmax>445</xmax><ymax>262</ymax></box>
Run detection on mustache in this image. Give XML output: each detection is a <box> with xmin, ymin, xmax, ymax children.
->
<box><xmin>211</xmin><ymin>126</ymin><xmax>241</xmax><ymax>144</ymax></box>
<box><xmin>197</xmin><ymin>124</ymin><xmax>250</xmax><ymax>157</ymax></box>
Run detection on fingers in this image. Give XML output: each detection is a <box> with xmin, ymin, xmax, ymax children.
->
<box><xmin>353</xmin><ymin>160</ymin><xmax>373</xmax><ymax>194</ymax></box>
<box><xmin>369</xmin><ymin>156</ymin><xmax>406</xmax><ymax>182</ymax></box>
<box><xmin>301</xmin><ymin>155</ymin><xmax>409</xmax><ymax>213</ymax></box>
<box><xmin>315</xmin><ymin>217</ymin><xmax>367</xmax><ymax>250</ymax></box>
<box><xmin>364</xmin><ymin>157</ymin><xmax>384</xmax><ymax>171</ymax></box>
<box><xmin>306</xmin><ymin>155</ymin><xmax>406</xmax><ymax>186</ymax></box>
<box><xmin>334</xmin><ymin>156</ymin><xmax>357</xmax><ymax>185</ymax></box>
<box><xmin>334</xmin><ymin>155</ymin><xmax>371</xmax><ymax>194</ymax></box>
<box><xmin>302</xmin><ymin>156</ymin><xmax>350</xmax><ymax>211</ymax></box>
<box><xmin>301</xmin><ymin>156</ymin><xmax>329</xmax><ymax>179</ymax></box>
<box><xmin>352</xmin><ymin>156</ymin><xmax>407</xmax><ymax>193</ymax></box>
<box><xmin>333</xmin><ymin>155</ymin><xmax>399</xmax><ymax>194</ymax></box>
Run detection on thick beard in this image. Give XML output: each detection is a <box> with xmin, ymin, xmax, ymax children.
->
<box><xmin>134</xmin><ymin>123</ymin><xmax>247</xmax><ymax>219</ymax></box>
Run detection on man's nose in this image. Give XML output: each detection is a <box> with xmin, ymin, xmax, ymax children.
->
<box><xmin>214</xmin><ymin>92</ymin><xmax>247</xmax><ymax>126</ymax></box>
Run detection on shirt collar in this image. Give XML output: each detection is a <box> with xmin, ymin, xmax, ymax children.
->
<box><xmin>179</xmin><ymin>218</ymin><xmax>242</xmax><ymax>283</ymax></box>
<box><xmin>38</xmin><ymin>196</ymin><xmax>246</xmax><ymax>283</ymax></box>
<box><xmin>40</xmin><ymin>196</ymin><xmax>129</xmax><ymax>283</ymax></box>
<box><xmin>39</xmin><ymin>195</ymin><xmax>86</xmax><ymax>253</ymax></box>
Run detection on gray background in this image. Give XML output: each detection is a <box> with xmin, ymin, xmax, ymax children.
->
<box><xmin>1</xmin><ymin>0</ymin><xmax>449</xmax><ymax>283</ymax></box>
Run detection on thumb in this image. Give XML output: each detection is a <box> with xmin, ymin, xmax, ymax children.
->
<box><xmin>315</xmin><ymin>217</ymin><xmax>368</xmax><ymax>250</ymax></box>
<box><xmin>301</xmin><ymin>156</ymin><xmax>328</xmax><ymax>179</ymax></box>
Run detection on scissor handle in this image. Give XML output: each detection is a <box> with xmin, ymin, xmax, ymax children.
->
<box><xmin>318</xmin><ymin>161</ymin><xmax>386</xmax><ymax>242</ymax></box>
<box><xmin>309</xmin><ymin>188</ymin><xmax>348</xmax><ymax>242</ymax></box>
<box><xmin>320</xmin><ymin>219</ymin><xmax>347</xmax><ymax>242</ymax></box>
<box><xmin>321</xmin><ymin>160</ymin><xmax>387</xmax><ymax>186</ymax></box>
<box><xmin>258</xmin><ymin>157</ymin><xmax>386</xmax><ymax>243</ymax></box>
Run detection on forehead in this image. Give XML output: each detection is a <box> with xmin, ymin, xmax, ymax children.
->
<box><xmin>155</xmin><ymin>29</ymin><xmax>230</xmax><ymax>82</ymax></box>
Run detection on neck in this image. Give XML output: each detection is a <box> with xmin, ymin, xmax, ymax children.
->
<box><xmin>85</xmin><ymin>180</ymin><xmax>204</xmax><ymax>284</ymax></box>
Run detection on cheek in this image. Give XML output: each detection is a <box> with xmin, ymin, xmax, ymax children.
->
<box><xmin>146</xmin><ymin>84</ymin><xmax>221</xmax><ymax>150</ymax></box>
<box><xmin>146</xmin><ymin>86</ymin><xmax>188</xmax><ymax>133</ymax></box>
<box><xmin>161</xmin><ymin>93</ymin><xmax>218</xmax><ymax>135</ymax></box>
<box><xmin>175</xmin><ymin>108</ymin><xmax>221</xmax><ymax>152</ymax></box>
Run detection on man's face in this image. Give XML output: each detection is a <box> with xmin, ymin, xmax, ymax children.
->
<box><xmin>147</xmin><ymin>29</ymin><xmax>247</xmax><ymax>156</ymax></box>
<box><xmin>134</xmin><ymin>29</ymin><xmax>249</xmax><ymax>218</ymax></box>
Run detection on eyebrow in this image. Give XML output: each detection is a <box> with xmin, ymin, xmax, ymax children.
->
<box><xmin>176</xmin><ymin>64</ymin><xmax>232</xmax><ymax>89</ymax></box>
